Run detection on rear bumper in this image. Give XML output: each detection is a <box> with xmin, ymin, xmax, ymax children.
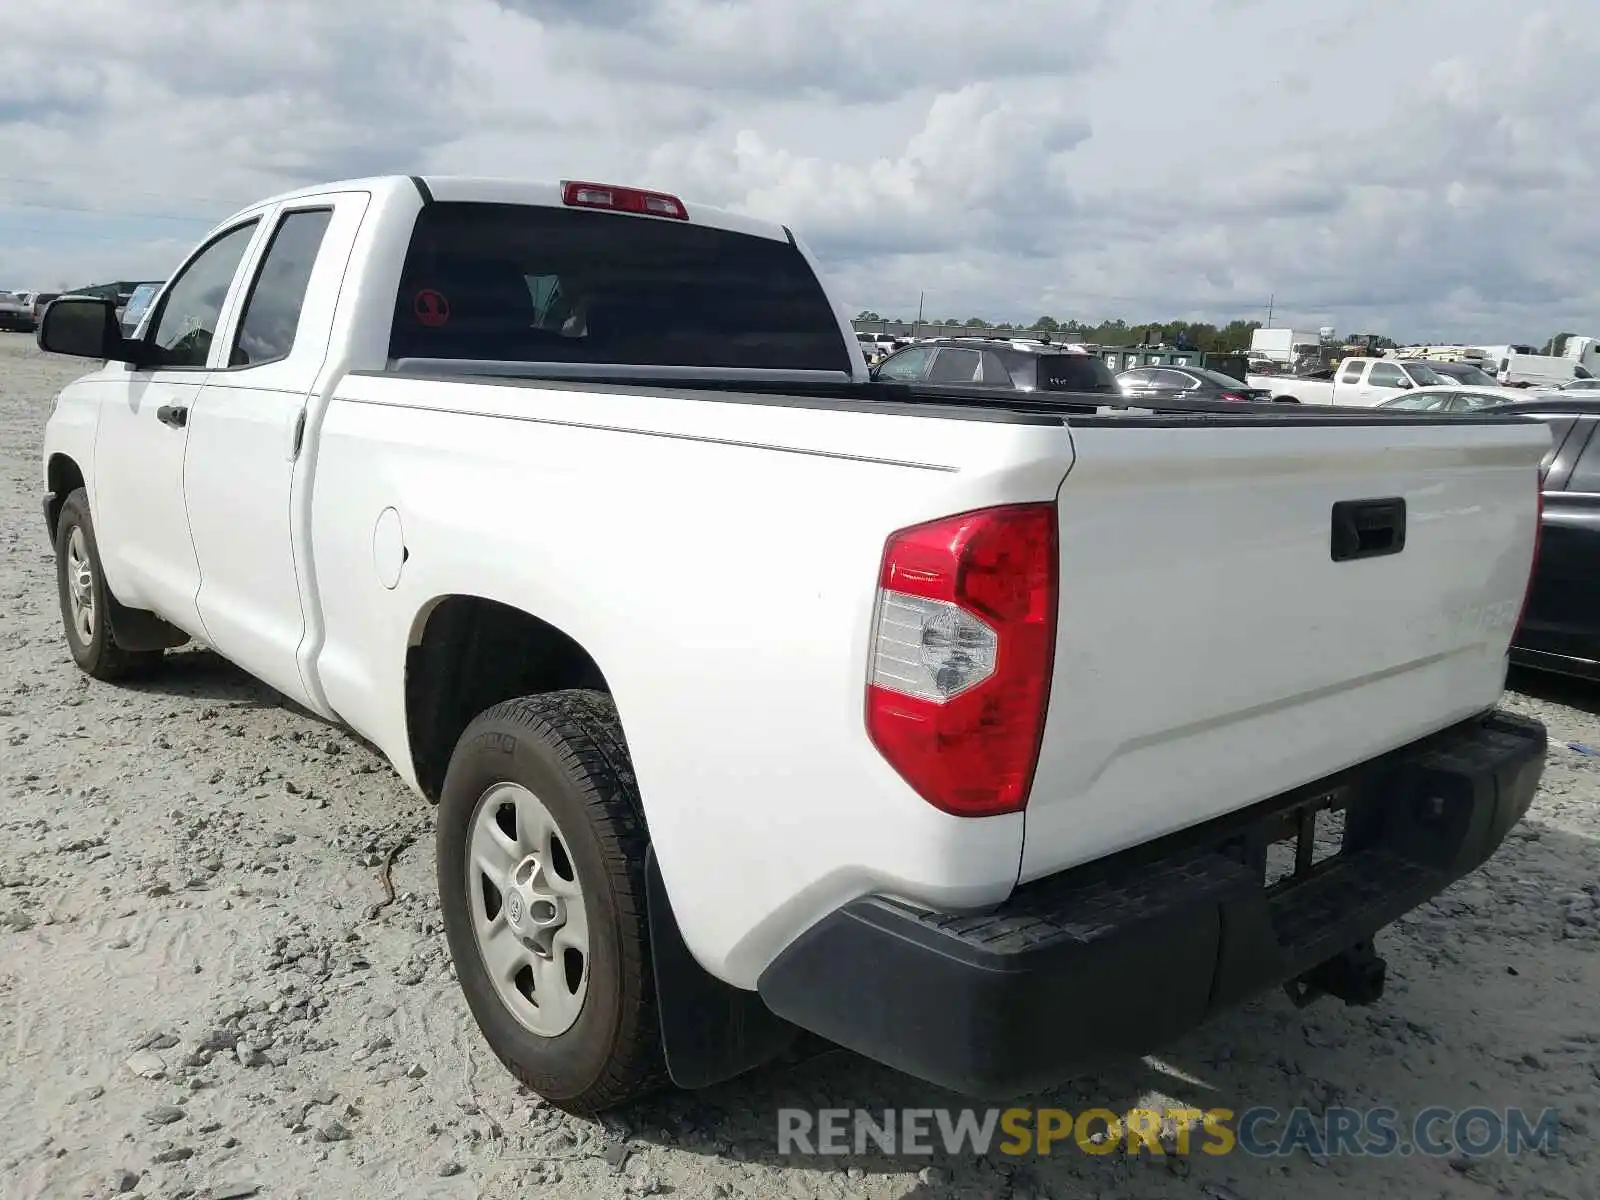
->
<box><xmin>757</xmin><ymin>708</ymin><xmax>1546</xmax><ymax>1098</ymax></box>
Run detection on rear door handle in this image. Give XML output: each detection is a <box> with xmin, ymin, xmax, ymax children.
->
<box><xmin>156</xmin><ymin>405</ymin><xmax>188</xmax><ymax>429</ymax></box>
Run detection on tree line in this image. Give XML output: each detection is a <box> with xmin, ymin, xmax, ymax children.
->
<box><xmin>854</xmin><ymin>313</ymin><xmax>1325</xmax><ymax>353</ymax></box>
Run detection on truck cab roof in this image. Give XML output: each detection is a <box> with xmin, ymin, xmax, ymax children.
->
<box><xmin>221</xmin><ymin>174</ymin><xmax>796</xmax><ymax>246</ymax></box>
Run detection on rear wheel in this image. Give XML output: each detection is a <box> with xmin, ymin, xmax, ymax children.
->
<box><xmin>54</xmin><ymin>488</ymin><xmax>164</xmax><ymax>681</ymax></box>
<box><xmin>436</xmin><ymin>690</ymin><xmax>664</xmax><ymax>1113</ymax></box>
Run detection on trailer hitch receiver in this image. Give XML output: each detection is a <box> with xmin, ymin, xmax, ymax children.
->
<box><xmin>1283</xmin><ymin>939</ymin><xmax>1387</xmax><ymax>1009</ymax></box>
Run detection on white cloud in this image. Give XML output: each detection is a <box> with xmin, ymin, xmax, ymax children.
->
<box><xmin>1</xmin><ymin>0</ymin><xmax>1597</xmax><ymax>341</ymax></box>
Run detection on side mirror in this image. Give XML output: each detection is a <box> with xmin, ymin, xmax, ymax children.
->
<box><xmin>37</xmin><ymin>297</ymin><xmax>141</xmax><ymax>364</ymax></box>
<box><xmin>1396</xmin><ymin>378</ymin><xmax>1413</xmax><ymax>389</ymax></box>
<box><xmin>868</xmin><ymin>365</ymin><xmax>881</xmax><ymax>380</ymax></box>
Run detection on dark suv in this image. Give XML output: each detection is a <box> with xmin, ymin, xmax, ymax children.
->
<box><xmin>1478</xmin><ymin>397</ymin><xmax>1600</xmax><ymax>680</ymax></box>
<box><xmin>871</xmin><ymin>336</ymin><xmax>1120</xmax><ymax>394</ymax></box>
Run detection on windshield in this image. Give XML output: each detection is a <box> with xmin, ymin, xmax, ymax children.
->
<box><xmin>1432</xmin><ymin>362</ymin><xmax>1499</xmax><ymax>387</ymax></box>
<box><xmin>388</xmin><ymin>202</ymin><xmax>852</xmax><ymax>373</ymax></box>
<box><xmin>1398</xmin><ymin>362</ymin><xmax>1445</xmax><ymax>386</ymax></box>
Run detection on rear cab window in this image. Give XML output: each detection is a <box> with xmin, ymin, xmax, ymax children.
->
<box><xmin>387</xmin><ymin>202</ymin><xmax>852</xmax><ymax>373</ymax></box>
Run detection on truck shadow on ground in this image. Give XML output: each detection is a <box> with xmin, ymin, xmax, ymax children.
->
<box><xmin>121</xmin><ymin>645</ymin><xmax>396</xmax><ymax>760</ymax></box>
<box><xmin>124</xmin><ymin>645</ymin><xmax>305</xmax><ymax>711</ymax></box>
<box><xmin>1508</xmin><ymin>666</ymin><xmax>1600</xmax><ymax>720</ymax></box>
<box><xmin>615</xmin><ymin>817</ymin><xmax>1597</xmax><ymax>1199</ymax></box>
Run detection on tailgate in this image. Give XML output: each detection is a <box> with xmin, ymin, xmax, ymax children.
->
<box><xmin>1019</xmin><ymin>414</ymin><xmax>1548</xmax><ymax>882</ymax></box>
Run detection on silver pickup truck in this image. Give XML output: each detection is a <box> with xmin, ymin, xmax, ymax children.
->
<box><xmin>0</xmin><ymin>290</ymin><xmax>37</xmax><ymax>332</ymax></box>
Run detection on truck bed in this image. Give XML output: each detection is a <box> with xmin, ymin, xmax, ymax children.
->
<box><xmin>374</xmin><ymin>360</ymin><xmax>1538</xmax><ymax>428</ymax></box>
<box><xmin>340</xmin><ymin>361</ymin><xmax>1546</xmax><ymax>913</ymax></box>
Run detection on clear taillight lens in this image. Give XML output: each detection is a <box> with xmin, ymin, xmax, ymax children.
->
<box><xmin>871</xmin><ymin>592</ymin><xmax>998</xmax><ymax>701</ymax></box>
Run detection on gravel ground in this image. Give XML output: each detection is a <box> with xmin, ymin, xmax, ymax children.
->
<box><xmin>2</xmin><ymin>331</ymin><xmax>1597</xmax><ymax>1200</ymax></box>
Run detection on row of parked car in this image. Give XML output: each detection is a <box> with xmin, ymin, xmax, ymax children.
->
<box><xmin>861</xmin><ymin>334</ymin><xmax>1600</xmax><ymax>684</ymax></box>
<box><xmin>0</xmin><ymin>289</ymin><xmax>62</xmax><ymax>332</ymax></box>
<box><xmin>0</xmin><ymin>281</ymin><xmax>162</xmax><ymax>336</ymax></box>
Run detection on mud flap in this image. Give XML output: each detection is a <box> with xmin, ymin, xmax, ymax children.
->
<box><xmin>106</xmin><ymin>597</ymin><xmax>191</xmax><ymax>652</ymax></box>
<box><xmin>644</xmin><ymin>847</ymin><xmax>797</xmax><ymax>1089</ymax></box>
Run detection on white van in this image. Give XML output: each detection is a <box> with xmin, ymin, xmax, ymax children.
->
<box><xmin>1562</xmin><ymin>335</ymin><xmax>1600</xmax><ymax>375</ymax></box>
<box><xmin>1495</xmin><ymin>351</ymin><xmax>1590</xmax><ymax>389</ymax></box>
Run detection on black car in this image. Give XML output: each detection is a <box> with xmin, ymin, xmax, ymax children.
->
<box><xmin>1478</xmin><ymin>398</ymin><xmax>1600</xmax><ymax>679</ymax></box>
<box><xmin>1116</xmin><ymin>364</ymin><xmax>1274</xmax><ymax>403</ymax></box>
<box><xmin>1425</xmin><ymin>360</ymin><xmax>1502</xmax><ymax>388</ymax></box>
<box><xmin>871</xmin><ymin>337</ymin><xmax>1120</xmax><ymax>394</ymax></box>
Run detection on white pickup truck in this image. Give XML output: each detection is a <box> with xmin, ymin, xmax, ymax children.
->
<box><xmin>1249</xmin><ymin>356</ymin><xmax>1454</xmax><ymax>405</ymax></box>
<box><xmin>38</xmin><ymin>174</ymin><xmax>1550</xmax><ymax>1113</ymax></box>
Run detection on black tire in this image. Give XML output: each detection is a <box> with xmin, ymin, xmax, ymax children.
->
<box><xmin>53</xmin><ymin>488</ymin><xmax>164</xmax><ymax>681</ymax></box>
<box><xmin>436</xmin><ymin>689</ymin><xmax>664</xmax><ymax>1113</ymax></box>
<box><xmin>1273</xmin><ymin>394</ymin><xmax>1301</xmax><ymax>404</ymax></box>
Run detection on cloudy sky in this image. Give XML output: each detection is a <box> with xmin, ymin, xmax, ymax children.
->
<box><xmin>1</xmin><ymin>0</ymin><xmax>1596</xmax><ymax>341</ymax></box>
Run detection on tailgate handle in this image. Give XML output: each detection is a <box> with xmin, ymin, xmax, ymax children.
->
<box><xmin>1330</xmin><ymin>497</ymin><xmax>1406</xmax><ymax>562</ymax></box>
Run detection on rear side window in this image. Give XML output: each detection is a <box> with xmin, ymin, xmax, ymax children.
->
<box><xmin>1149</xmin><ymin>369</ymin><xmax>1194</xmax><ymax>389</ymax></box>
<box><xmin>927</xmin><ymin>348</ymin><xmax>981</xmax><ymax>383</ymax></box>
<box><xmin>1038</xmin><ymin>354</ymin><xmax>1118</xmax><ymax>393</ymax></box>
<box><xmin>230</xmin><ymin>208</ymin><xmax>333</xmax><ymax>366</ymax></box>
<box><xmin>1559</xmin><ymin>420</ymin><xmax>1600</xmax><ymax>490</ymax></box>
<box><xmin>388</xmin><ymin>202</ymin><xmax>851</xmax><ymax>373</ymax></box>
<box><xmin>1341</xmin><ymin>362</ymin><xmax>1365</xmax><ymax>384</ymax></box>
<box><xmin>980</xmin><ymin>350</ymin><xmax>1014</xmax><ymax>385</ymax></box>
<box><xmin>1536</xmin><ymin>417</ymin><xmax>1579</xmax><ymax>479</ymax></box>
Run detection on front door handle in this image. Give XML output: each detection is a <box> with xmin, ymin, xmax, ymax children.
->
<box><xmin>156</xmin><ymin>405</ymin><xmax>188</xmax><ymax>429</ymax></box>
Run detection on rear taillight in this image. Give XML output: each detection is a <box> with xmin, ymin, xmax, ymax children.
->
<box><xmin>1219</xmin><ymin>391</ymin><xmax>1246</xmax><ymax>402</ymax></box>
<box><xmin>1513</xmin><ymin>478</ymin><xmax>1544</xmax><ymax>635</ymax></box>
<box><xmin>866</xmin><ymin>503</ymin><xmax>1058</xmax><ymax>817</ymax></box>
<box><xmin>560</xmin><ymin>180</ymin><xmax>688</xmax><ymax>219</ymax></box>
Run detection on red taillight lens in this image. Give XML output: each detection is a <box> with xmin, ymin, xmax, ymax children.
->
<box><xmin>1513</xmin><ymin>478</ymin><xmax>1544</xmax><ymax>635</ymax></box>
<box><xmin>866</xmin><ymin>503</ymin><xmax>1058</xmax><ymax>817</ymax></box>
<box><xmin>560</xmin><ymin>180</ymin><xmax>688</xmax><ymax>219</ymax></box>
<box><xmin>1219</xmin><ymin>392</ymin><xmax>1246</xmax><ymax>402</ymax></box>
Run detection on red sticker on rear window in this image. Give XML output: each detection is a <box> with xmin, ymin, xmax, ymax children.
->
<box><xmin>413</xmin><ymin>289</ymin><xmax>450</xmax><ymax>327</ymax></box>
